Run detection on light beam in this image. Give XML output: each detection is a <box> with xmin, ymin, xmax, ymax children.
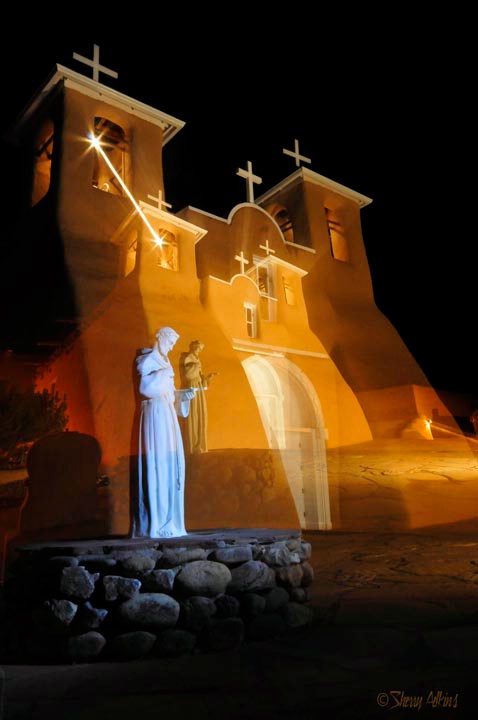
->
<box><xmin>89</xmin><ymin>133</ymin><xmax>163</xmax><ymax>246</ymax></box>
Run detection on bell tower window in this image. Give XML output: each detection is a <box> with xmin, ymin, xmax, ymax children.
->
<box><xmin>123</xmin><ymin>230</ymin><xmax>138</xmax><ymax>277</ymax></box>
<box><xmin>264</xmin><ymin>202</ymin><xmax>296</xmax><ymax>244</ymax></box>
<box><xmin>92</xmin><ymin>117</ymin><xmax>128</xmax><ymax>196</ymax></box>
<box><xmin>155</xmin><ymin>229</ymin><xmax>179</xmax><ymax>271</ymax></box>
<box><xmin>326</xmin><ymin>208</ymin><xmax>349</xmax><ymax>262</ymax></box>
<box><xmin>247</xmin><ymin>258</ymin><xmax>277</xmax><ymax>321</ymax></box>
<box><xmin>282</xmin><ymin>276</ymin><xmax>296</xmax><ymax>306</ymax></box>
<box><xmin>32</xmin><ymin>119</ymin><xmax>54</xmax><ymax>206</ymax></box>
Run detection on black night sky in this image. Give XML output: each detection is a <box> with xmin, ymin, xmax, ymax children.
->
<box><xmin>0</xmin><ymin>13</ymin><xmax>475</xmax><ymax>398</ymax></box>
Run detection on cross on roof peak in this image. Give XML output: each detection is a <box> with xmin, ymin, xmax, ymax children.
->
<box><xmin>236</xmin><ymin>161</ymin><xmax>262</xmax><ymax>203</ymax></box>
<box><xmin>72</xmin><ymin>44</ymin><xmax>118</xmax><ymax>83</ymax></box>
<box><xmin>234</xmin><ymin>251</ymin><xmax>250</xmax><ymax>274</ymax></box>
<box><xmin>283</xmin><ymin>139</ymin><xmax>311</xmax><ymax>168</ymax></box>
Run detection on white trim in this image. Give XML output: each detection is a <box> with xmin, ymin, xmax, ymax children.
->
<box><xmin>232</xmin><ymin>346</ymin><xmax>284</xmax><ymax>358</ymax></box>
<box><xmin>206</xmin><ymin>244</ymin><xmax>308</xmax><ymax>293</ymax></box>
<box><xmin>139</xmin><ymin>201</ymin><xmax>207</xmax><ymax>241</ymax></box>
<box><xmin>207</xmin><ymin>275</ymin><xmax>230</xmax><ymax>286</ymax></box>
<box><xmin>284</xmin><ymin>240</ymin><xmax>316</xmax><ymax>254</ymax></box>
<box><xmin>232</xmin><ymin>339</ymin><xmax>328</xmax><ymax>359</ymax></box>
<box><xmin>187</xmin><ymin>206</ymin><xmax>228</xmax><ymax>224</ymax></box>
<box><xmin>10</xmin><ymin>64</ymin><xmax>185</xmax><ymax>145</ymax></box>
<box><xmin>207</xmin><ymin>272</ymin><xmax>292</xmax><ymax>298</ymax></box>
<box><xmin>256</xmin><ymin>254</ymin><xmax>308</xmax><ymax>277</ymax></box>
<box><xmin>186</xmin><ymin>203</ymin><xmax>315</xmax><ymax>254</ymax></box>
<box><xmin>208</xmin><ymin>273</ymin><xmax>262</xmax><ymax>291</ymax></box>
<box><xmin>256</xmin><ymin>167</ymin><xmax>373</xmax><ymax>208</ymax></box>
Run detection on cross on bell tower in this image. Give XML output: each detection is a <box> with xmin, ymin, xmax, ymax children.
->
<box><xmin>147</xmin><ymin>189</ymin><xmax>172</xmax><ymax>212</ymax></box>
<box><xmin>72</xmin><ymin>44</ymin><xmax>119</xmax><ymax>83</ymax></box>
<box><xmin>282</xmin><ymin>139</ymin><xmax>311</xmax><ymax>168</ymax></box>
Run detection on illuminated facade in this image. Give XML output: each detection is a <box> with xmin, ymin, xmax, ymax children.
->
<box><xmin>5</xmin><ymin>63</ymin><xmax>469</xmax><ymax>535</ymax></box>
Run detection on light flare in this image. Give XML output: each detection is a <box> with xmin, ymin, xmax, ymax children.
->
<box><xmin>88</xmin><ymin>133</ymin><xmax>163</xmax><ymax>246</ymax></box>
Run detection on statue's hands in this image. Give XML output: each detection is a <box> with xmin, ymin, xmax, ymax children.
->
<box><xmin>175</xmin><ymin>389</ymin><xmax>196</xmax><ymax>418</ymax></box>
<box><xmin>181</xmin><ymin>388</ymin><xmax>197</xmax><ymax>401</ymax></box>
<box><xmin>205</xmin><ymin>372</ymin><xmax>218</xmax><ymax>383</ymax></box>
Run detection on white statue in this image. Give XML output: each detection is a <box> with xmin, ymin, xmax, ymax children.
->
<box><xmin>181</xmin><ymin>341</ymin><xmax>217</xmax><ymax>454</ymax></box>
<box><xmin>132</xmin><ymin>327</ymin><xmax>195</xmax><ymax>538</ymax></box>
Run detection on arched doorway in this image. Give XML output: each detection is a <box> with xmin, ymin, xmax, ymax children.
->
<box><xmin>242</xmin><ymin>355</ymin><xmax>331</xmax><ymax>529</ymax></box>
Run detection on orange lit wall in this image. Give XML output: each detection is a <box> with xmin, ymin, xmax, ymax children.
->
<box><xmin>14</xmin><ymin>78</ymin><xmax>476</xmax><ymax>537</ymax></box>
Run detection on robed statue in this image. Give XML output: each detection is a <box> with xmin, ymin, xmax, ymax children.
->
<box><xmin>132</xmin><ymin>327</ymin><xmax>195</xmax><ymax>538</ymax></box>
<box><xmin>180</xmin><ymin>341</ymin><xmax>217</xmax><ymax>454</ymax></box>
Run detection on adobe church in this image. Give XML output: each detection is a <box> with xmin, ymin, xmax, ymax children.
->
<box><xmin>3</xmin><ymin>49</ymin><xmax>471</xmax><ymax>536</ymax></box>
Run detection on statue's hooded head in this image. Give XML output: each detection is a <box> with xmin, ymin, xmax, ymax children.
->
<box><xmin>156</xmin><ymin>327</ymin><xmax>180</xmax><ymax>356</ymax></box>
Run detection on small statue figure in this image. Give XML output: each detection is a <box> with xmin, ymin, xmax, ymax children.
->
<box><xmin>132</xmin><ymin>327</ymin><xmax>195</xmax><ymax>538</ymax></box>
<box><xmin>180</xmin><ymin>341</ymin><xmax>217</xmax><ymax>454</ymax></box>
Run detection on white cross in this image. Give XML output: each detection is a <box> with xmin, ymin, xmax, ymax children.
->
<box><xmin>282</xmin><ymin>139</ymin><xmax>311</xmax><ymax>168</ymax></box>
<box><xmin>234</xmin><ymin>251</ymin><xmax>250</xmax><ymax>274</ymax></box>
<box><xmin>259</xmin><ymin>239</ymin><xmax>276</xmax><ymax>256</ymax></box>
<box><xmin>72</xmin><ymin>44</ymin><xmax>119</xmax><ymax>83</ymax></box>
<box><xmin>147</xmin><ymin>189</ymin><xmax>172</xmax><ymax>212</ymax></box>
<box><xmin>236</xmin><ymin>161</ymin><xmax>262</xmax><ymax>203</ymax></box>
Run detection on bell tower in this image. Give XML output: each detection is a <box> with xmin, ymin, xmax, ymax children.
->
<box><xmin>5</xmin><ymin>46</ymin><xmax>184</xmax><ymax>357</ymax></box>
<box><xmin>256</xmin><ymin>164</ymin><xmax>432</xmax><ymax>436</ymax></box>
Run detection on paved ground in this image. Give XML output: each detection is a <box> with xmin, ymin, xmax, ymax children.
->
<box><xmin>2</xmin><ymin>530</ymin><xmax>478</xmax><ymax>719</ymax></box>
<box><xmin>326</xmin><ymin>437</ymin><xmax>478</xmax><ymax>532</ymax></box>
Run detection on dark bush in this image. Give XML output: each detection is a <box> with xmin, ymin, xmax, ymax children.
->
<box><xmin>0</xmin><ymin>381</ymin><xmax>68</xmax><ymax>466</ymax></box>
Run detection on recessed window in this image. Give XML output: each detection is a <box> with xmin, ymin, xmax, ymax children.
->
<box><xmin>124</xmin><ymin>230</ymin><xmax>138</xmax><ymax>277</ymax></box>
<box><xmin>326</xmin><ymin>208</ymin><xmax>349</xmax><ymax>262</ymax></box>
<box><xmin>282</xmin><ymin>277</ymin><xmax>296</xmax><ymax>306</ymax></box>
<box><xmin>92</xmin><ymin>117</ymin><xmax>128</xmax><ymax>196</ymax></box>
<box><xmin>244</xmin><ymin>303</ymin><xmax>258</xmax><ymax>338</ymax></box>
<box><xmin>265</xmin><ymin>202</ymin><xmax>295</xmax><ymax>244</ymax></box>
<box><xmin>32</xmin><ymin>119</ymin><xmax>54</xmax><ymax>206</ymax></box>
<box><xmin>247</xmin><ymin>260</ymin><xmax>272</xmax><ymax>296</ymax></box>
<box><xmin>247</xmin><ymin>259</ymin><xmax>277</xmax><ymax>321</ymax></box>
<box><xmin>257</xmin><ymin>265</ymin><xmax>270</xmax><ymax>295</ymax></box>
<box><xmin>155</xmin><ymin>229</ymin><xmax>178</xmax><ymax>271</ymax></box>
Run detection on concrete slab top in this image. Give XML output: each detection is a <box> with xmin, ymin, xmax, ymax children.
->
<box><xmin>15</xmin><ymin>528</ymin><xmax>302</xmax><ymax>554</ymax></box>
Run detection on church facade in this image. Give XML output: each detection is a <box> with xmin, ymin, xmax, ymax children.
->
<box><xmin>4</xmin><ymin>57</ymin><xmax>467</xmax><ymax>536</ymax></box>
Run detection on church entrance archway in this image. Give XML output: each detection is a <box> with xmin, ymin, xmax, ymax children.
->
<box><xmin>242</xmin><ymin>355</ymin><xmax>331</xmax><ymax>529</ymax></box>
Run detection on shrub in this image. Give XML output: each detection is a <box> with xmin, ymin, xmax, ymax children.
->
<box><xmin>0</xmin><ymin>382</ymin><xmax>68</xmax><ymax>466</ymax></box>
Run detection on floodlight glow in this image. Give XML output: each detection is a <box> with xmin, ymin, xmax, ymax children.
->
<box><xmin>88</xmin><ymin>133</ymin><xmax>101</xmax><ymax>150</ymax></box>
<box><xmin>89</xmin><ymin>134</ymin><xmax>163</xmax><ymax>246</ymax></box>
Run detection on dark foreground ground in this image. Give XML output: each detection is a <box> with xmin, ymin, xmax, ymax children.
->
<box><xmin>2</xmin><ymin>530</ymin><xmax>478</xmax><ymax>720</ymax></box>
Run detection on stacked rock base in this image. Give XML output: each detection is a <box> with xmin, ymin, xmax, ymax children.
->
<box><xmin>2</xmin><ymin>530</ymin><xmax>314</xmax><ymax>663</ymax></box>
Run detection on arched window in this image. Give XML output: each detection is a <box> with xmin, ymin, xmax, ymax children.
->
<box><xmin>325</xmin><ymin>208</ymin><xmax>349</xmax><ymax>262</ymax></box>
<box><xmin>123</xmin><ymin>230</ymin><xmax>138</xmax><ymax>277</ymax></box>
<box><xmin>155</xmin><ymin>229</ymin><xmax>178</xmax><ymax>271</ymax></box>
<box><xmin>247</xmin><ymin>257</ymin><xmax>277</xmax><ymax>321</ymax></box>
<box><xmin>92</xmin><ymin>117</ymin><xmax>128</xmax><ymax>196</ymax></box>
<box><xmin>32</xmin><ymin>119</ymin><xmax>54</xmax><ymax>206</ymax></box>
<box><xmin>265</xmin><ymin>203</ymin><xmax>295</xmax><ymax>244</ymax></box>
<box><xmin>282</xmin><ymin>275</ymin><xmax>296</xmax><ymax>306</ymax></box>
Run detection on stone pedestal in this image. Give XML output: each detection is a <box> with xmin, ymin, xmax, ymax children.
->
<box><xmin>2</xmin><ymin>529</ymin><xmax>314</xmax><ymax>663</ymax></box>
